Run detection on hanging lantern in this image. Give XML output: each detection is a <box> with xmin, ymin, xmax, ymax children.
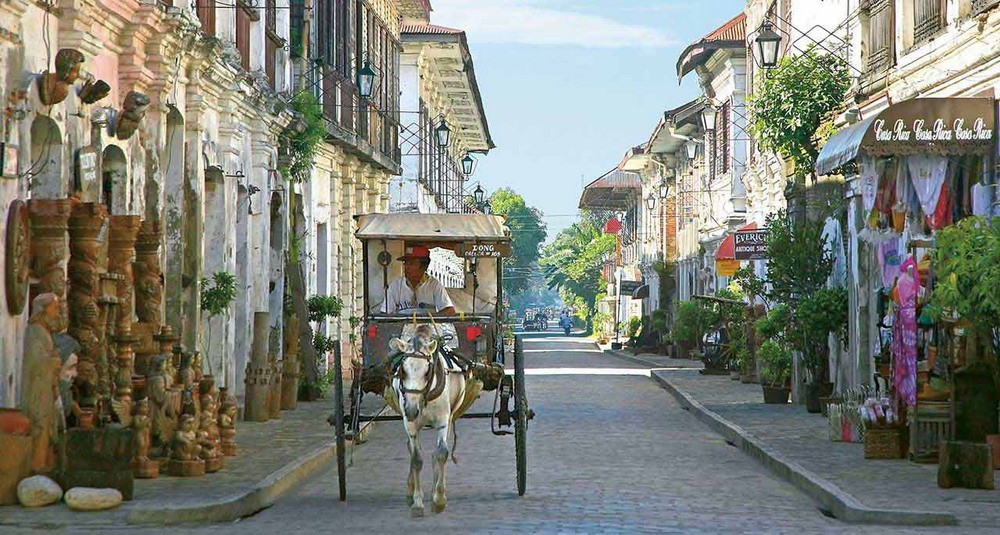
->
<box><xmin>435</xmin><ymin>119</ymin><xmax>451</xmax><ymax>148</ymax></box>
<box><xmin>755</xmin><ymin>21</ymin><xmax>782</xmax><ymax>69</ymax></box>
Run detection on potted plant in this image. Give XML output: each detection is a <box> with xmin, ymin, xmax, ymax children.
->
<box><xmin>592</xmin><ymin>312</ymin><xmax>612</xmax><ymax>345</ymax></box>
<box><xmin>758</xmin><ymin>340</ymin><xmax>792</xmax><ymax>404</ymax></box>
<box><xmin>795</xmin><ymin>287</ymin><xmax>847</xmax><ymax>413</ymax></box>
<box><xmin>298</xmin><ymin>294</ymin><xmax>343</xmax><ymax>400</ymax></box>
<box><xmin>200</xmin><ymin>270</ymin><xmax>237</xmax><ymax>387</ymax></box>
<box><xmin>675</xmin><ymin>300</ymin><xmax>716</xmax><ymax>360</ymax></box>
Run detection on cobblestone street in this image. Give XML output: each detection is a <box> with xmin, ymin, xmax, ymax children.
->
<box><xmin>122</xmin><ymin>335</ymin><xmax>965</xmax><ymax>533</ymax></box>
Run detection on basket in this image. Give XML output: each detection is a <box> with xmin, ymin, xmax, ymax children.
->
<box><xmin>864</xmin><ymin>427</ymin><xmax>904</xmax><ymax>459</ymax></box>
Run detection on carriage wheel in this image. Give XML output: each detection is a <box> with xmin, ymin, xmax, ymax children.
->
<box><xmin>333</xmin><ymin>342</ymin><xmax>347</xmax><ymax>501</ymax></box>
<box><xmin>514</xmin><ymin>335</ymin><xmax>528</xmax><ymax>496</ymax></box>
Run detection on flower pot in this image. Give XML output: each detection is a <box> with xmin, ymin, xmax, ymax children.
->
<box><xmin>0</xmin><ymin>408</ymin><xmax>30</xmax><ymax>436</ymax></box>
<box><xmin>805</xmin><ymin>382</ymin><xmax>834</xmax><ymax>414</ymax></box>
<box><xmin>78</xmin><ymin>409</ymin><xmax>95</xmax><ymax>430</ymax></box>
<box><xmin>762</xmin><ymin>385</ymin><xmax>790</xmax><ymax>404</ymax></box>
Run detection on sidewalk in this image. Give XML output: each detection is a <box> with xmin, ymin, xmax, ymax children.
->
<box><xmin>610</xmin><ymin>349</ymin><xmax>1000</xmax><ymax>527</ymax></box>
<box><xmin>0</xmin><ymin>399</ymin><xmax>339</xmax><ymax>528</ymax></box>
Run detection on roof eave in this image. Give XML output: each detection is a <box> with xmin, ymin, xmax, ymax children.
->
<box><xmin>675</xmin><ymin>40</ymin><xmax>744</xmax><ymax>82</ymax></box>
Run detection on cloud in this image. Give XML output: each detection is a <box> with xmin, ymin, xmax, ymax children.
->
<box><xmin>429</xmin><ymin>0</ymin><xmax>677</xmax><ymax>48</ymax></box>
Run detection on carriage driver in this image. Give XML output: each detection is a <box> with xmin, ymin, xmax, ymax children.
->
<box><xmin>380</xmin><ymin>245</ymin><xmax>457</xmax><ymax>315</ymax></box>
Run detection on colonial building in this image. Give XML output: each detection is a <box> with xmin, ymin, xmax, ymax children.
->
<box><xmin>389</xmin><ymin>2</ymin><xmax>493</xmax><ymax>214</ymax></box>
<box><xmin>0</xmin><ymin>0</ymin><xmax>293</xmax><ymax>409</ymax></box>
<box><xmin>676</xmin><ymin>13</ymin><xmax>750</xmax><ymax>293</ymax></box>
<box><xmin>291</xmin><ymin>0</ymin><xmax>404</xmax><ymax>358</ymax></box>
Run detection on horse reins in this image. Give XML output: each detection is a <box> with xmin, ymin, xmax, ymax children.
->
<box><xmin>396</xmin><ymin>351</ymin><xmax>447</xmax><ymax>403</ymax></box>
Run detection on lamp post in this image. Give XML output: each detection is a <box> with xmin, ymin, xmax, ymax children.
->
<box><xmin>701</xmin><ymin>105</ymin><xmax>717</xmax><ymax>133</ymax></box>
<box><xmin>462</xmin><ymin>154</ymin><xmax>475</xmax><ymax>175</ymax></box>
<box><xmin>357</xmin><ymin>59</ymin><xmax>377</xmax><ymax>98</ymax></box>
<box><xmin>755</xmin><ymin>21</ymin><xmax>782</xmax><ymax>69</ymax></box>
<box><xmin>473</xmin><ymin>184</ymin><xmax>485</xmax><ymax>207</ymax></box>
<box><xmin>435</xmin><ymin>119</ymin><xmax>451</xmax><ymax>148</ymax></box>
<box><xmin>685</xmin><ymin>139</ymin><xmax>699</xmax><ymax>160</ymax></box>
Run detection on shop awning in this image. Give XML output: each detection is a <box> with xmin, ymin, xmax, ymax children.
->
<box><xmin>815</xmin><ymin>117</ymin><xmax>876</xmax><ymax>176</ymax></box>
<box><xmin>579</xmin><ymin>168</ymin><xmax>642</xmax><ymax>210</ymax></box>
<box><xmin>815</xmin><ymin>97</ymin><xmax>996</xmax><ymax>176</ymax></box>
<box><xmin>715</xmin><ymin>222</ymin><xmax>758</xmax><ymax>260</ymax></box>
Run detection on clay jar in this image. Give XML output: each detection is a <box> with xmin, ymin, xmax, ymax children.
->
<box><xmin>0</xmin><ymin>409</ymin><xmax>31</xmax><ymax>436</ymax></box>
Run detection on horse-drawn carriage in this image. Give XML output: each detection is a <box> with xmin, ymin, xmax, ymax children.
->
<box><xmin>328</xmin><ymin>213</ymin><xmax>532</xmax><ymax>512</ymax></box>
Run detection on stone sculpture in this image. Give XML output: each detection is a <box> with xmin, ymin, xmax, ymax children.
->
<box><xmin>114</xmin><ymin>91</ymin><xmax>149</xmax><ymax>140</ymax></box>
<box><xmin>168</xmin><ymin>414</ymin><xmax>204</xmax><ymax>477</ymax></box>
<box><xmin>20</xmin><ymin>293</ymin><xmax>65</xmax><ymax>474</ymax></box>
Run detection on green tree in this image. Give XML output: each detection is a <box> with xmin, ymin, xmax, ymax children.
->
<box><xmin>489</xmin><ymin>188</ymin><xmax>547</xmax><ymax>296</ymax></box>
<box><xmin>747</xmin><ymin>47</ymin><xmax>850</xmax><ymax>178</ymax></box>
<box><xmin>541</xmin><ymin>219</ymin><xmax>616</xmax><ymax>330</ymax></box>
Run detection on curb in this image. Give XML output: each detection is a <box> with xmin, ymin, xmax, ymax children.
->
<box><xmin>648</xmin><ymin>371</ymin><xmax>958</xmax><ymax>526</ymax></box>
<box><xmin>126</xmin><ymin>438</ymin><xmax>338</xmax><ymax>525</ymax></box>
<box><xmin>604</xmin><ymin>349</ymin><xmax>663</xmax><ymax>368</ymax></box>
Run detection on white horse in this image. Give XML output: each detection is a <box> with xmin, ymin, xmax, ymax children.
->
<box><xmin>387</xmin><ymin>324</ymin><xmax>481</xmax><ymax>517</ymax></box>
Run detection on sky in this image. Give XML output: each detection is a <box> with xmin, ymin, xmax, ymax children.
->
<box><xmin>429</xmin><ymin>0</ymin><xmax>746</xmax><ymax>240</ymax></box>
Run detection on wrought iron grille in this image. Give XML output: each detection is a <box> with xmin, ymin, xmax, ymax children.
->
<box><xmin>972</xmin><ymin>0</ymin><xmax>1000</xmax><ymax>15</ymax></box>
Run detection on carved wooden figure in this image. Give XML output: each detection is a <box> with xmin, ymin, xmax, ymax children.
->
<box><xmin>131</xmin><ymin>398</ymin><xmax>158</xmax><ymax>478</ymax></box>
<box><xmin>168</xmin><ymin>414</ymin><xmax>204</xmax><ymax>477</ymax></box>
<box><xmin>20</xmin><ymin>293</ymin><xmax>66</xmax><ymax>474</ymax></box>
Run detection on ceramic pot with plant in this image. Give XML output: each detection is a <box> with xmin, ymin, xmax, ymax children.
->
<box><xmin>758</xmin><ymin>340</ymin><xmax>792</xmax><ymax>404</ymax></box>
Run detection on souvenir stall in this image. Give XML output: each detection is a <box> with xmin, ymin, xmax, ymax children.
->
<box><xmin>816</xmin><ymin>98</ymin><xmax>997</xmax><ymax>474</ymax></box>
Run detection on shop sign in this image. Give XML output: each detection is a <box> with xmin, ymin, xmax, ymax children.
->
<box><xmin>619</xmin><ymin>280</ymin><xmax>643</xmax><ymax>294</ymax></box>
<box><xmin>458</xmin><ymin>242</ymin><xmax>512</xmax><ymax>258</ymax></box>
<box><xmin>864</xmin><ymin>98</ymin><xmax>995</xmax><ymax>154</ymax></box>
<box><xmin>716</xmin><ymin>259</ymin><xmax>740</xmax><ymax>277</ymax></box>
<box><xmin>733</xmin><ymin>229</ymin><xmax>768</xmax><ymax>260</ymax></box>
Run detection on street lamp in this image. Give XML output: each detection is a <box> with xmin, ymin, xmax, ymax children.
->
<box><xmin>755</xmin><ymin>21</ymin><xmax>782</xmax><ymax>69</ymax></box>
<box><xmin>461</xmin><ymin>153</ymin><xmax>476</xmax><ymax>175</ymax></box>
<box><xmin>685</xmin><ymin>139</ymin><xmax>699</xmax><ymax>160</ymax></box>
<box><xmin>646</xmin><ymin>191</ymin><xmax>656</xmax><ymax>212</ymax></box>
<box><xmin>473</xmin><ymin>184</ymin><xmax>485</xmax><ymax>207</ymax></box>
<box><xmin>658</xmin><ymin>179</ymin><xmax>669</xmax><ymax>199</ymax></box>
<box><xmin>435</xmin><ymin>119</ymin><xmax>451</xmax><ymax>148</ymax></box>
<box><xmin>357</xmin><ymin>59</ymin><xmax>377</xmax><ymax>98</ymax></box>
<box><xmin>701</xmin><ymin>105</ymin><xmax>717</xmax><ymax>133</ymax></box>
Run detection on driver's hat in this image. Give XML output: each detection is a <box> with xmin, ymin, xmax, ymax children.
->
<box><xmin>398</xmin><ymin>245</ymin><xmax>431</xmax><ymax>261</ymax></box>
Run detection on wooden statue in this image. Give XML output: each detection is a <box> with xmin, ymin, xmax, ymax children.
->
<box><xmin>167</xmin><ymin>414</ymin><xmax>204</xmax><ymax>477</ymax></box>
<box><xmin>148</xmin><ymin>355</ymin><xmax>179</xmax><ymax>458</ymax></box>
<box><xmin>198</xmin><ymin>394</ymin><xmax>223</xmax><ymax>473</ymax></box>
<box><xmin>218</xmin><ymin>393</ymin><xmax>237</xmax><ymax>457</ymax></box>
<box><xmin>20</xmin><ymin>293</ymin><xmax>65</xmax><ymax>474</ymax></box>
<box><xmin>131</xmin><ymin>398</ymin><xmax>158</xmax><ymax>478</ymax></box>
<box><xmin>38</xmin><ymin>49</ymin><xmax>84</xmax><ymax>106</ymax></box>
<box><xmin>115</xmin><ymin>91</ymin><xmax>149</xmax><ymax>140</ymax></box>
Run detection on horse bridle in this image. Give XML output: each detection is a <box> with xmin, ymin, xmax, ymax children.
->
<box><xmin>395</xmin><ymin>350</ymin><xmax>446</xmax><ymax>403</ymax></box>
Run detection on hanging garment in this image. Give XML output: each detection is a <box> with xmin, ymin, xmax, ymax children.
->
<box><xmin>892</xmin><ymin>255</ymin><xmax>919</xmax><ymax>407</ymax></box>
<box><xmin>926</xmin><ymin>181</ymin><xmax>952</xmax><ymax>230</ymax></box>
<box><xmin>907</xmin><ymin>154</ymin><xmax>949</xmax><ymax>218</ymax></box>
<box><xmin>879</xmin><ymin>239</ymin><xmax>903</xmax><ymax>288</ymax></box>
<box><xmin>860</xmin><ymin>157</ymin><xmax>881</xmax><ymax>215</ymax></box>
<box><xmin>822</xmin><ymin>217</ymin><xmax>847</xmax><ymax>288</ymax></box>
<box><xmin>875</xmin><ymin>160</ymin><xmax>897</xmax><ymax>216</ymax></box>
<box><xmin>972</xmin><ymin>182</ymin><xmax>995</xmax><ymax>216</ymax></box>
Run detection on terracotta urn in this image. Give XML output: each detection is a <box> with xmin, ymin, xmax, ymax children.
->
<box><xmin>77</xmin><ymin>409</ymin><xmax>95</xmax><ymax>430</ymax></box>
<box><xmin>0</xmin><ymin>408</ymin><xmax>30</xmax><ymax>436</ymax></box>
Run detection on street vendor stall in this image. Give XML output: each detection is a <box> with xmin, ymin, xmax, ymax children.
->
<box><xmin>816</xmin><ymin>97</ymin><xmax>998</xmax><ymax>469</ymax></box>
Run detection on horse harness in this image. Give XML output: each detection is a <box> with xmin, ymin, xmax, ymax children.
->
<box><xmin>392</xmin><ymin>345</ymin><xmax>473</xmax><ymax>404</ymax></box>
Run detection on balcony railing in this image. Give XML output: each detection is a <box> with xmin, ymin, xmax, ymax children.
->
<box><xmin>319</xmin><ymin>71</ymin><xmax>400</xmax><ymax>168</ymax></box>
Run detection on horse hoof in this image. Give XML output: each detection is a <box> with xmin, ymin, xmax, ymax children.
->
<box><xmin>433</xmin><ymin>502</ymin><xmax>446</xmax><ymax>514</ymax></box>
<box><xmin>411</xmin><ymin>506</ymin><xmax>425</xmax><ymax>518</ymax></box>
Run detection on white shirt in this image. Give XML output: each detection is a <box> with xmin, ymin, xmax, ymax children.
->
<box><xmin>380</xmin><ymin>275</ymin><xmax>455</xmax><ymax>314</ymax></box>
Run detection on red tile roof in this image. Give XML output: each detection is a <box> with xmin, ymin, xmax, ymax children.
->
<box><xmin>676</xmin><ymin>13</ymin><xmax>747</xmax><ymax>81</ymax></box>
<box><xmin>703</xmin><ymin>13</ymin><xmax>746</xmax><ymax>42</ymax></box>
<box><xmin>401</xmin><ymin>23</ymin><xmax>464</xmax><ymax>36</ymax></box>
